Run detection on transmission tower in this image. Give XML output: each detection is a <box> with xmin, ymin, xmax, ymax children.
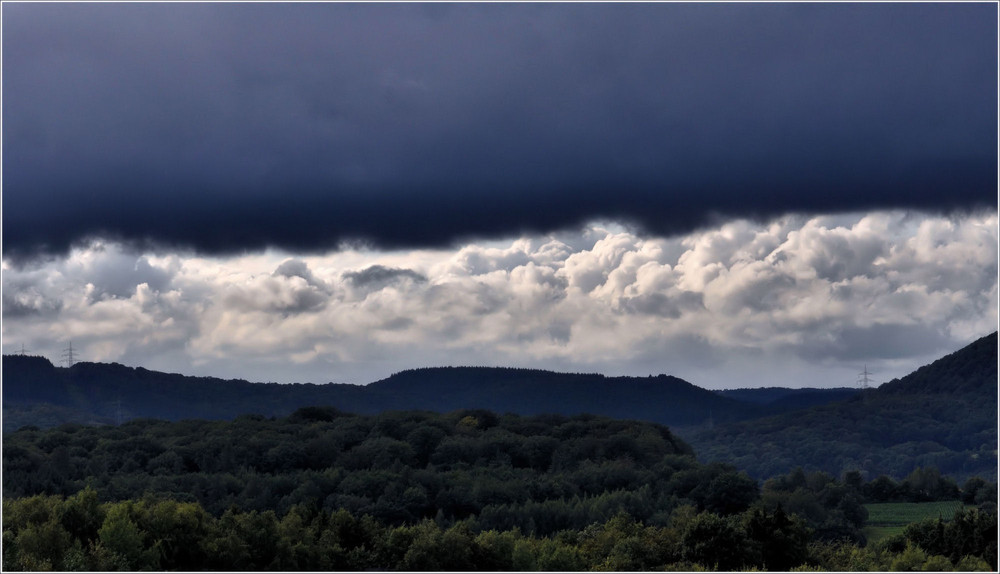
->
<box><xmin>18</xmin><ymin>343</ymin><xmax>29</xmax><ymax>356</ymax></box>
<box><xmin>857</xmin><ymin>364</ymin><xmax>874</xmax><ymax>391</ymax></box>
<box><xmin>61</xmin><ymin>341</ymin><xmax>78</xmax><ymax>367</ymax></box>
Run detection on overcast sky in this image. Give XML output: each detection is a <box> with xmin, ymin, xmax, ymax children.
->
<box><xmin>2</xmin><ymin>3</ymin><xmax>997</xmax><ymax>389</ymax></box>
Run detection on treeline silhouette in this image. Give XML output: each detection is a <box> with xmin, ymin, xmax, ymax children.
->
<box><xmin>2</xmin><ymin>358</ymin><xmax>760</xmax><ymax>432</ymax></box>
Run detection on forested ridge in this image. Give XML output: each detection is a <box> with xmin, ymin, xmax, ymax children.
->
<box><xmin>5</xmin><ymin>332</ymin><xmax>997</xmax><ymax>482</ymax></box>
<box><xmin>3</xmin><ymin>408</ymin><xmax>996</xmax><ymax>571</ymax></box>
<box><xmin>2</xmin><ymin>359</ymin><xmax>761</xmax><ymax>432</ymax></box>
<box><xmin>688</xmin><ymin>332</ymin><xmax>998</xmax><ymax>482</ymax></box>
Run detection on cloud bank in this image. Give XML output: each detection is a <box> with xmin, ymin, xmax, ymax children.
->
<box><xmin>3</xmin><ymin>3</ymin><xmax>996</xmax><ymax>259</ymax></box>
<box><xmin>3</xmin><ymin>210</ymin><xmax>995</xmax><ymax>388</ymax></box>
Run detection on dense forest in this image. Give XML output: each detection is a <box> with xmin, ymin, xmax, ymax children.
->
<box><xmin>714</xmin><ymin>387</ymin><xmax>859</xmax><ymax>411</ymax></box>
<box><xmin>3</xmin><ymin>408</ymin><xmax>997</xmax><ymax>571</ymax></box>
<box><xmin>688</xmin><ymin>332</ymin><xmax>998</xmax><ymax>482</ymax></box>
<box><xmin>3</xmin><ymin>409</ymin><xmax>730</xmax><ymax>527</ymax></box>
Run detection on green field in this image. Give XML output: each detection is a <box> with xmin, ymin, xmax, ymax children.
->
<box><xmin>863</xmin><ymin>500</ymin><xmax>966</xmax><ymax>544</ymax></box>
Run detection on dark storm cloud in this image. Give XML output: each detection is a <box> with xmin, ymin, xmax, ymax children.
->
<box><xmin>3</xmin><ymin>2</ymin><xmax>996</xmax><ymax>260</ymax></box>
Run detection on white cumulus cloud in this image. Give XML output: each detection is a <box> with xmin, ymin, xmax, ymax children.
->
<box><xmin>2</xmin><ymin>210</ymin><xmax>995</xmax><ymax>388</ymax></box>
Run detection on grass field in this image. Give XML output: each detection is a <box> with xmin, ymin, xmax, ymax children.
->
<box><xmin>863</xmin><ymin>500</ymin><xmax>966</xmax><ymax>545</ymax></box>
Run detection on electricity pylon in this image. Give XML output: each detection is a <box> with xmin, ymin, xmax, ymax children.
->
<box><xmin>61</xmin><ymin>342</ymin><xmax>78</xmax><ymax>367</ymax></box>
<box><xmin>857</xmin><ymin>364</ymin><xmax>873</xmax><ymax>390</ymax></box>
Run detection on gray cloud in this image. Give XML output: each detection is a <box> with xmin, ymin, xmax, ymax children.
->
<box><xmin>79</xmin><ymin>252</ymin><xmax>174</xmax><ymax>301</ymax></box>
<box><xmin>2</xmin><ymin>290</ymin><xmax>63</xmax><ymax>319</ymax></box>
<box><xmin>221</xmin><ymin>277</ymin><xmax>329</xmax><ymax>315</ymax></box>
<box><xmin>620</xmin><ymin>291</ymin><xmax>702</xmax><ymax>318</ymax></box>
<box><xmin>344</xmin><ymin>265</ymin><xmax>427</xmax><ymax>290</ymax></box>
<box><xmin>796</xmin><ymin>323</ymin><xmax>956</xmax><ymax>364</ymax></box>
<box><xmin>274</xmin><ymin>259</ymin><xmax>328</xmax><ymax>292</ymax></box>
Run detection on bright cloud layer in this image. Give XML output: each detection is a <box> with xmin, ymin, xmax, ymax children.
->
<box><xmin>2</xmin><ymin>210</ymin><xmax>996</xmax><ymax>389</ymax></box>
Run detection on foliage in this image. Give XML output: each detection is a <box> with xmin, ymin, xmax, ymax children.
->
<box><xmin>688</xmin><ymin>332</ymin><xmax>998</xmax><ymax>482</ymax></box>
<box><xmin>3</xmin><ymin>409</ymin><xmax>757</xmax><ymax>534</ymax></box>
<box><xmin>761</xmin><ymin>468</ymin><xmax>868</xmax><ymax>543</ymax></box>
<box><xmin>902</xmin><ymin>507</ymin><xmax>998</xmax><ymax>570</ymax></box>
<box><xmin>5</xmin><ymin>493</ymin><xmax>994</xmax><ymax>571</ymax></box>
<box><xmin>862</xmin><ymin>467</ymin><xmax>961</xmax><ymax>503</ymax></box>
<box><xmin>3</xmin><ymin>402</ymin><xmax>995</xmax><ymax>571</ymax></box>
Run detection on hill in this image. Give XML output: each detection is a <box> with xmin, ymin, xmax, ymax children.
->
<box><xmin>877</xmin><ymin>331</ymin><xmax>997</xmax><ymax>396</ymax></box>
<box><xmin>365</xmin><ymin>367</ymin><xmax>756</xmax><ymax>425</ymax></box>
<box><xmin>2</xmin><ymin>358</ymin><xmax>367</xmax><ymax>431</ymax></box>
<box><xmin>2</xmin><ymin>359</ymin><xmax>758</xmax><ymax>433</ymax></box>
<box><xmin>688</xmin><ymin>332</ymin><xmax>998</xmax><ymax>482</ymax></box>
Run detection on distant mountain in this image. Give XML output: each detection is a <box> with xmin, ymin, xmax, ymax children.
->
<box><xmin>0</xmin><ymin>357</ymin><xmax>866</xmax><ymax>434</ymax></box>
<box><xmin>688</xmin><ymin>332</ymin><xmax>998</xmax><ymax>482</ymax></box>
<box><xmin>365</xmin><ymin>367</ymin><xmax>759</xmax><ymax>425</ymax></box>
<box><xmin>2</xmin><ymin>359</ymin><xmax>757</xmax><ymax>433</ymax></box>
<box><xmin>3</xmin><ymin>357</ymin><xmax>366</xmax><ymax>430</ymax></box>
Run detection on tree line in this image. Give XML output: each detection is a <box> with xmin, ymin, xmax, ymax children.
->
<box><xmin>3</xmin><ymin>489</ymin><xmax>995</xmax><ymax>571</ymax></box>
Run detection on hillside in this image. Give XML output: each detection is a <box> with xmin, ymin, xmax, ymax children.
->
<box><xmin>2</xmin><ymin>359</ymin><xmax>758</xmax><ymax>433</ymax></box>
<box><xmin>365</xmin><ymin>367</ymin><xmax>756</xmax><ymax>426</ymax></box>
<box><xmin>2</xmin><ymin>358</ymin><xmax>368</xmax><ymax>431</ymax></box>
<box><xmin>715</xmin><ymin>387</ymin><xmax>859</xmax><ymax>411</ymax></box>
<box><xmin>688</xmin><ymin>332</ymin><xmax>998</xmax><ymax>481</ymax></box>
<box><xmin>877</xmin><ymin>331</ymin><xmax>997</xmax><ymax>396</ymax></box>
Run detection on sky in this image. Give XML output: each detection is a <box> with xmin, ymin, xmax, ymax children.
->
<box><xmin>2</xmin><ymin>2</ymin><xmax>997</xmax><ymax>389</ymax></box>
